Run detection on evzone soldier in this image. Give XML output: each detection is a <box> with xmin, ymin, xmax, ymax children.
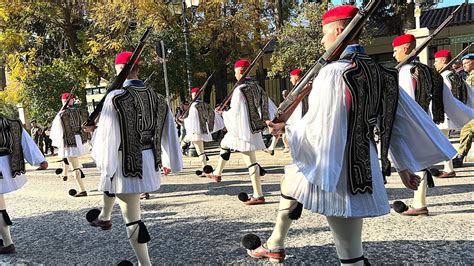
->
<box><xmin>182</xmin><ymin>87</ymin><xmax>224</xmax><ymax>176</ymax></box>
<box><xmin>433</xmin><ymin>50</ymin><xmax>474</xmax><ymax>177</ymax></box>
<box><xmin>391</xmin><ymin>34</ymin><xmax>446</xmax><ymax>216</ymax></box>
<box><xmin>453</xmin><ymin>53</ymin><xmax>474</xmax><ymax>168</ymax></box>
<box><xmin>84</xmin><ymin>51</ymin><xmax>183</xmax><ymax>265</ymax></box>
<box><xmin>206</xmin><ymin>59</ymin><xmax>276</xmax><ymax>205</ymax></box>
<box><xmin>392</xmin><ymin>36</ymin><xmax>474</xmax><ymax>216</ymax></box>
<box><xmin>246</xmin><ymin>5</ymin><xmax>456</xmax><ymax>264</ymax></box>
<box><xmin>265</xmin><ymin>69</ymin><xmax>308</xmax><ymax>155</ymax></box>
<box><xmin>50</xmin><ymin>93</ymin><xmax>89</xmax><ymax>197</ymax></box>
<box><xmin>0</xmin><ymin>116</ymin><xmax>48</xmax><ymax>254</ymax></box>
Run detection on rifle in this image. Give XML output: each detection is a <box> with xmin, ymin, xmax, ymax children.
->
<box><xmin>439</xmin><ymin>42</ymin><xmax>473</xmax><ymax>73</ymax></box>
<box><xmin>395</xmin><ymin>3</ymin><xmax>465</xmax><ymax>70</ymax></box>
<box><xmin>179</xmin><ymin>71</ymin><xmax>215</xmax><ymax>119</ymax></box>
<box><xmin>84</xmin><ymin>27</ymin><xmax>153</xmax><ymax>126</ymax></box>
<box><xmin>217</xmin><ymin>39</ymin><xmax>274</xmax><ymax>112</ymax></box>
<box><xmin>273</xmin><ymin>0</ymin><xmax>380</xmax><ymax>123</ymax></box>
<box><xmin>144</xmin><ymin>71</ymin><xmax>157</xmax><ymax>85</ymax></box>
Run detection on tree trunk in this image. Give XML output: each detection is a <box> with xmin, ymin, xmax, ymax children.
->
<box><xmin>214</xmin><ymin>62</ymin><xmax>228</xmax><ymax>105</ymax></box>
<box><xmin>275</xmin><ymin>0</ymin><xmax>284</xmax><ymax>30</ymax></box>
<box><xmin>61</xmin><ymin>4</ymin><xmax>81</xmax><ymax>55</ymax></box>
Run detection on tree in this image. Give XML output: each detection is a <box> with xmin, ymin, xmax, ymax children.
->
<box><xmin>192</xmin><ymin>0</ymin><xmax>272</xmax><ymax>103</ymax></box>
<box><xmin>268</xmin><ymin>2</ymin><xmax>327</xmax><ymax>77</ymax></box>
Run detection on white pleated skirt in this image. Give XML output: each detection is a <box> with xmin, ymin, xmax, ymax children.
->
<box><xmin>286</xmin><ymin>143</ymin><xmax>390</xmax><ymax>218</ymax></box>
<box><xmin>98</xmin><ymin>150</ymin><xmax>161</xmax><ymax>194</ymax></box>
<box><xmin>0</xmin><ymin>155</ymin><xmax>27</xmax><ymax>194</ymax></box>
<box><xmin>58</xmin><ymin>135</ymin><xmax>89</xmax><ymax>158</ymax></box>
<box><xmin>220</xmin><ymin>132</ymin><xmax>266</xmax><ymax>152</ymax></box>
<box><xmin>184</xmin><ymin>132</ymin><xmax>213</xmax><ymax>142</ymax></box>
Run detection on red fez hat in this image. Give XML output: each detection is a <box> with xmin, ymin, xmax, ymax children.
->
<box><xmin>61</xmin><ymin>92</ymin><xmax>75</xmax><ymax>100</ymax></box>
<box><xmin>115</xmin><ymin>51</ymin><xmax>140</xmax><ymax>65</ymax></box>
<box><xmin>290</xmin><ymin>68</ymin><xmax>303</xmax><ymax>76</ymax></box>
<box><xmin>434</xmin><ymin>50</ymin><xmax>451</xmax><ymax>58</ymax></box>
<box><xmin>234</xmin><ymin>59</ymin><xmax>250</xmax><ymax>68</ymax></box>
<box><xmin>392</xmin><ymin>34</ymin><xmax>415</xmax><ymax>47</ymax></box>
<box><xmin>322</xmin><ymin>5</ymin><xmax>359</xmax><ymax>26</ymax></box>
<box><xmin>191</xmin><ymin>87</ymin><xmax>200</xmax><ymax>93</ymax></box>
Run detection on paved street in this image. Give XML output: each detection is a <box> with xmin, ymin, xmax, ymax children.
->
<box><xmin>1</xmin><ymin>141</ymin><xmax>473</xmax><ymax>265</ymax></box>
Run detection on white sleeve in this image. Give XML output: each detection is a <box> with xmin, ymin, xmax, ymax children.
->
<box><xmin>50</xmin><ymin>113</ymin><xmax>64</xmax><ymax>148</ymax></box>
<box><xmin>268</xmin><ymin>97</ymin><xmax>278</xmax><ymax>120</ymax></box>
<box><xmin>286</xmin><ymin>62</ymin><xmax>349</xmax><ymax>192</ymax></box>
<box><xmin>91</xmin><ymin>91</ymin><xmax>123</xmax><ymax>178</ymax></box>
<box><xmin>183</xmin><ymin>103</ymin><xmax>201</xmax><ymax>135</ymax></box>
<box><xmin>160</xmin><ymin>109</ymin><xmax>183</xmax><ymax>173</ymax></box>
<box><xmin>398</xmin><ymin>65</ymin><xmax>416</xmax><ymax>100</ymax></box>
<box><xmin>211</xmin><ymin>112</ymin><xmax>225</xmax><ymax>133</ymax></box>
<box><xmin>222</xmin><ymin>86</ymin><xmax>254</xmax><ymax>141</ymax></box>
<box><xmin>441</xmin><ymin>73</ymin><xmax>474</xmax><ymax>128</ymax></box>
<box><xmin>21</xmin><ymin>129</ymin><xmax>45</xmax><ymax>165</ymax></box>
<box><xmin>389</xmin><ymin>89</ymin><xmax>457</xmax><ymax>172</ymax></box>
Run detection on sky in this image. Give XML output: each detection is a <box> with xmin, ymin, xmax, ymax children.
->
<box><xmin>331</xmin><ymin>0</ymin><xmax>470</xmax><ymax>8</ymax></box>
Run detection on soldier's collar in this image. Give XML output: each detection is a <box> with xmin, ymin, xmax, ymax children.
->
<box><xmin>123</xmin><ymin>79</ymin><xmax>144</xmax><ymax>87</ymax></box>
<box><xmin>340</xmin><ymin>44</ymin><xmax>366</xmax><ymax>59</ymax></box>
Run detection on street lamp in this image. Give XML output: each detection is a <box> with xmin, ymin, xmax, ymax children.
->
<box><xmin>167</xmin><ymin>0</ymin><xmax>200</xmax><ymax>95</ymax></box>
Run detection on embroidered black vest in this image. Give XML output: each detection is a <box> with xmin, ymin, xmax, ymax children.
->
<box><xmin>447</xmin><ymin>70</ymin><xmax>469</xmax><ymax>104</ymax></box>
<box><xmin>239</xmin><ymin>79</ymin><xmax>270</xmax><ymax>133</ymax></box>
<box><xmin>113</xmin><ymin>85</ymin><xmax>168</xmax><ymax>178</ymax></box>
<box><xmin>60</xmin><ymin>107</ymin><xmax>89</xmax><ymax>147</ymax></box>
<box><xmin>0</xmin><ymin>118</ymin><xmax>25</xmax><ymax>178</ymax></box>
<box><xmin>194</xmin><ymin>101</ymin><xmax>215</xmax><ymax>134</ymax></box>
<box><xmin>342</xmin><ymin>53</ymin><xmax>399</xmax><ymax>194</ymax></box>
<box><xmin>301</xmin><ymin>95</ymin><xmax>309</xmax><ymax>117</ymax></box>
<box><xmin>410</xmin><ymin>63</ymin><xmax>445</xmax><ymax>124</ymax></box>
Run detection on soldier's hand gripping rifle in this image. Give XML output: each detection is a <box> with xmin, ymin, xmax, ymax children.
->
<box><xmin>83</xmin><ymin>27</ymin><xmax>153</xmax><ymax>127</ymax></box>
<box><xmin>273</xmin><ymin>0</ymin><xmax>380</xmax><ymax>123</ymax></box>
<box><xmin>179</xmin><ymin>71</ymin><xmax>215</xmax><ymax>120</ymax></box>
<box><xmin>216</xmin><ymin>39</ymin><xmax>275</xmax><ymax>112</ymax></box>
<box><xmin>439</xmin><ymin>42</ymin><xmax>473</xmax><ymax>73</ymax></box>
<box><xmin>395</xmin><ymin>3</ymin><xmax>465</xmax><ymax>70</ymax></box>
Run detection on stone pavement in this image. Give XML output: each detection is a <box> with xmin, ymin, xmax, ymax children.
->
<box><xmin>0</xmin><ymin>140</ymin><xmax>472</xmax><ymax>265</ymax></box>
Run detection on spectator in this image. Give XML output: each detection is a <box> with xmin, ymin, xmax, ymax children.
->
<box><xmin>42</xmin><ymin>125</ymin><xmax>56</xmax><ymax>156</ymax></box>
<box><xmin>30</xmin><ymin>119</ymin><xmax>44</xmax><ymax>155</ymax></box>
<box><xmin>175</xmin><ymin>100</ymin><xmax>190</xmax><ymax>154</ymax></box>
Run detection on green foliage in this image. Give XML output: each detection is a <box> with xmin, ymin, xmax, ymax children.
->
<box><xmin>22</xmin><ymin>57</ymin><xmax>86</xmax><ymax>124</ymax></box>
<box><xmin>0</xmin><ymin>101</ymin><xmax>18</xmax><ymax>118</ymax></box>
<box><xmin>268</xmin><ymin>3</ymin><xmax>327</xmax><ymax>77</ymax></box>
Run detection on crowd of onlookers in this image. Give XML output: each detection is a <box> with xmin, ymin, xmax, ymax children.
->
<box><xmin>29</xmin><ymin>119</ymin><xmax>56</xmax><ymax>157</ymax></box>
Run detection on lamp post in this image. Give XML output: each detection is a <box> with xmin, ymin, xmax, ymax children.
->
<box><xmin>168</xmin><ymin>0</ymin><xmax>200</xmax><ymax>95</ymax></box>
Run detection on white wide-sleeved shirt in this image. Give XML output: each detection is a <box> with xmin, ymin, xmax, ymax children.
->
<box><xmin>285</xmin><ymin>59</ymin><xmax>456</xmax><ymax>218</ymax></box>
<box><xmin>91</xmin><ymin>80</ymin><xmax>183</xmax><ymax>194</ymax></box>
<box><xmin>0</xmin><ymin>129</ymin><xmax>45</xmax><ymax>194</ymax></box>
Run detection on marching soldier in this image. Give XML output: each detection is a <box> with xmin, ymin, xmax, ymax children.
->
<box><xmin>0</xmin><ymin>115</ymin><xmax>48</xmax><ymax>254</ymax></box>
<box><xmin>265</xmin><ymin>69</ymin><xmax>308</xmax><ymax>155</ymax></box>
<box><xmin>50</xmin><ymin>93</ymin><xmax>89</xmax><ymax>197</ymax></box>
<box><xmin>391</xmin><ymin>34</ymin><xmax>444</xmax><ymax>216</ymax></box>
<box><xmin>84</xmin><ymin>51</ymin><xmax>183</xmax><ymax>265</ymax></box>
<box><xmin>182</xmin><ymin>87</ymin><xmax>224</xmax><ymax>175</ymax></box>
<box><xmin>246</xmin><ymin>5</ymin><xmax>456</xmax><ymax>263</ymax></box>
<box><xmin>433</xmin><ymin>50</ymin><xmax>474</xmax><ymax>177</ymax></box>
<box><xmin>453</xmin><ymin>53</ymin><xmax>474</xmax><ymax>167</ymax></box>
<box><xmin>206</xmin><ymin>59</ymin><xmax>276</xmax><ymax>205</ymax></box>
